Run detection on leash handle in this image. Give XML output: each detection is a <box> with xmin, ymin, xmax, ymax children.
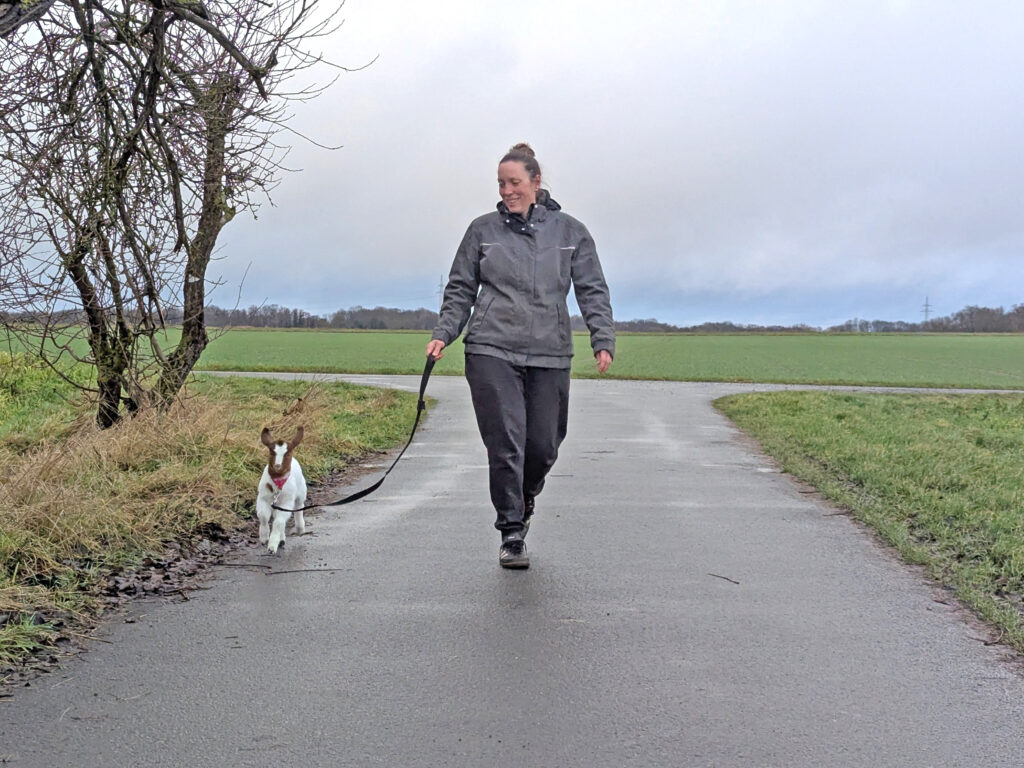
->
<box><xmin>417</xmin><ymin>353</ymin><xmax>435</xmax><ymax>410</ymax></box>
<box><xmin>273</xmin><ymin>356</ymin><xmax>436</xmax><ymax>513</ymax></box>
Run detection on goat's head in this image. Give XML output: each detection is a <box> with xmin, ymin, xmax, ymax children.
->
<box><xmin>260</xmin><ymin>427</ymin><xmax>304</xmax><ymax>487</ymax></box>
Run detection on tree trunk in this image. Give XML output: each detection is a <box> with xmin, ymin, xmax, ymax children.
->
<box><xmin>60</xmin><ymin>228</ymin><xmax>132</xmax><ymax>428</ymax></box>
<box><xmin>95</xmin><ymin>358</ymin><xmax>124</xmax><ymax>429</ymax></box>
<box><xmin>155</xmin><ymin>77</ymin><xmax>237</xmax><ymax>407</ymax></box>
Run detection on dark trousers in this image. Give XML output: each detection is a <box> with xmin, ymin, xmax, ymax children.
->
<box><xmin>464</xmin><ymin>354</ymin><xmax>570</xmax><ymax>535</ymax></box>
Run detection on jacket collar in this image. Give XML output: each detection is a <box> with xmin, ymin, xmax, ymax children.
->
<box><xmin>496</xmin><ymin>190</ymin><xmax>561</xmax><ymax>233</ymax></box>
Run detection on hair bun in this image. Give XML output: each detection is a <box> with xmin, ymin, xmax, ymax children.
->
<box><xmin>499</xmin><ymin>142</ymin><xmax>542</xmax><ymax>179</ymax></box>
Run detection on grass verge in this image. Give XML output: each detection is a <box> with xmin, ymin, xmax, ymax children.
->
<box><xmin>0</xmin><ymin>355</ymin><xmax>418</xmax><ymax>669</ymax></box>
<box><xmin>715</xmin><ymin>390</ymin><xmax>1024</xmax><ymax>652</ymax></box>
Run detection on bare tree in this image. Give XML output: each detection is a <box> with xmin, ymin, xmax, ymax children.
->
<box><xmin>0</xmin><ymin>0</ymin><xmax>344</xmax><ymax>427</ymax></box>
<box><xmin>1</xmin><ymin>1</ymin><xmax>58</xmax><ymax>37</ymax></box>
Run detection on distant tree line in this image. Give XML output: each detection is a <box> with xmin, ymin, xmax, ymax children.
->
<box><xmin>826</xmin><ymin>304</ymin><xmax>1024</xmax><ymax>334</ymax></box>
<box><xmin>198</xmin><ymin>305</ymin><xmax>822</xmax><ymax>332</ymax></box>
<box><xmin>199</xmin><ymin>301</ymin><xmax>1024</xmax><ymax>333</ymax></box>
<box><xmin>5</xmin><ymin>302</ymin><xmax>1023</xmax><ymax>333</ymax></box>
<box><xmin>570</xmin><ymin>317</ymin><xmax>821</xmax><ymax>333</ymax></box>
<box><xmin>199</xmin><ymin>304</ymin><xmax>439</xmax><ymax>330</ymax></box>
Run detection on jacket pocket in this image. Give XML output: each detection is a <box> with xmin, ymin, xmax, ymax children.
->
<box><xmin>465</xmin><ymin>293</ymin><xmax>496</xmax><ymax>339</ymax></box>
<box><xmin>533</xmin><ymin>303</ymin><xmax>571</xmax><ymax>356</ymax></box>
<box><xmin>556</xmin><ymin>304</ymin><xmax>571</xmax><ymax>347</ymax></box>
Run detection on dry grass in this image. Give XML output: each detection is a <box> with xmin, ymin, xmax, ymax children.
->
<box><xmin>0</xmin><ymin>363</ymin><xmax>418</xmax><ymax>668</ymax></box>
<box><xmin>3</xmin><ymin>397</ymin><xmax>282</xmax><ymax>579</ymax></box>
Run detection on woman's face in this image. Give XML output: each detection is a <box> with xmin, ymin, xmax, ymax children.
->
<box><xmin>498</xmin><ymin>161</ymin><xmax>540</xmax><ymax>214</ymax></box>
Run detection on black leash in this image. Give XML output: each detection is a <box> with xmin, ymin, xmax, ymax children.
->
<box><xmin>272</xmin><ymin>356</ymin><xmax>436</xmax><ymax>513</ymax></box>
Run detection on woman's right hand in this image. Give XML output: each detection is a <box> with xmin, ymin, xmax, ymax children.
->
<box><xmin>426</xmin><ymin>339</ymin><xmax>446</xmax><ymax>361</ymax></box>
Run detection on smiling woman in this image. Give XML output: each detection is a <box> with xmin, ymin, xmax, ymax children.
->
<box><xmin>425</xmin><ymin>142</ymin><xmax>616</xmax><ymax>568</ymax></box>
<box><xmin>497</xmin><ymin>143</ymin><xmax>542</xmax><ymax>214</ymax></box>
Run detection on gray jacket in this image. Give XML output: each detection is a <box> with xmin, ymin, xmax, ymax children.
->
<box><xmin>432</xmin><ymin>197</ymin><xmax>615</xmax><ymax>368</ymax></box>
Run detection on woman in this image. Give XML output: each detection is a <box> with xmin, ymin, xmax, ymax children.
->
<box><xmin>426</xmin><ymin>143</ymin><xmax>614</xmax><ymax>569</ymax></box>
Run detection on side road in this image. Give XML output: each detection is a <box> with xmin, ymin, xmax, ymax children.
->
<box><xmin>2</xmin><ymin>376</ymin><xmax>1023</xmax><ymax>767</ymax></box>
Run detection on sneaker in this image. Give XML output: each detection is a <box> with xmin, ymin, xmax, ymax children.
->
<box><xmin>522</xmin><ymin>496</ymin><xmax>536</xmax><ymax>537</ymax></box>
<box><xmin>499</xmin><ymin>535</ymin><xmax>530</xmax><ymax>569</ymax></box>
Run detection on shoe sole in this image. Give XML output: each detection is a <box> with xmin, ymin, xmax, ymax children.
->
<box><xmin>499</xmin><ymin>557</ymin><xmax>530</xmax><ymax>569</ymax></box>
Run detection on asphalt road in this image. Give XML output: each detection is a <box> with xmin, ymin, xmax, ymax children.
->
<box><xmin>3</xmin><ymin>376</ymin><xmax>1024</xmax><ymax>767</ymax></box>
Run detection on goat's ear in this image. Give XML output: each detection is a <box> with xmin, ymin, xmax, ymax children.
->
<box><xmin>261</xmin><ymin>428</ymin><xmax>275</xmax><ymax>448</ymax></box>
<box><xmin>289</xmin><ymin>426</ymin><xmax>304</xmax><ymax>449</ymax></box>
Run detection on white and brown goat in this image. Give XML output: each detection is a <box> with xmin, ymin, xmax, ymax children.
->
<box><xmin>256</xmin><ymin>427</ymin><xmax>308</xmax><ymax>554</ymax></box>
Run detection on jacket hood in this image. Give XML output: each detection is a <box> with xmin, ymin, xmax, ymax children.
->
<box><xmin>536</xmin><ymin>189</ymin><xmax>561</xmax><ymax>211</ymax></box>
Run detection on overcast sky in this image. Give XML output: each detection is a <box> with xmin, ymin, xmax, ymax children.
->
<box><xmin>215</xmin><ymin>0</ymin><xmax>1024</xmax><ymax>328</ymax></box>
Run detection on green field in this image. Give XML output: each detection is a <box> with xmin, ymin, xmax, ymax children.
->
<box><xmin>192</xmin><ymin>330</ymin><xmax>1024</xmax><ymax>389</ymax></box>
<box><xmin>10</xmin><ymin>327</ymin><xmax>1024</xmax><ymax>388</ymax></box>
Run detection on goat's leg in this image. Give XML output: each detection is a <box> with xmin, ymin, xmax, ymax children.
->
<box><xmin>267</xmin><ymin>508</ymin><xmax>291</xmax><ymax>554</ymax></box>
<box><xmin>294</xmin><ymin>475</ymin><xmax>308</xmax><ymax>536</ymax></box>
<box><xmin>256</xmin><ymin>497</ymin><xmax>272</xmax><ymax>545</ymax></box>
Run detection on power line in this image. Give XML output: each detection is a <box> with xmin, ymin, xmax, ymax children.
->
<box><xmin>922</xmin><ymin>296</ymin><xmax>932</xmax><ymax>322</ymax></box>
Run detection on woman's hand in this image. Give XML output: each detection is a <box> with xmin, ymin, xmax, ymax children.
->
<box><xmin>595</xmin><ymin>350</ymin><xmax>612</xmax><ymax>374</ymax></box>
<box><xmin>426</xmin><ymin>339</ymin><xmax>446</xmax><ymax>361</ymax></box>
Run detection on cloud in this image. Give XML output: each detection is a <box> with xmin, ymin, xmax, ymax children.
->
<box><xmin>213</xmin><ymin>0</ymin><xmax>1024</xmax><ymax>326</ymax></box>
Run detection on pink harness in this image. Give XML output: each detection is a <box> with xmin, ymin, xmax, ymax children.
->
<box><xmin>271</xmin><ymin>473</ymin><xmax>289</xmax><ymax>490</ymax></box>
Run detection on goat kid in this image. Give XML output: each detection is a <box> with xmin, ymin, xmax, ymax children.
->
<box><xmin>256</xmin><ymin>427</ymin><xmax>308</xmax><ymax>554</ymax></box>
